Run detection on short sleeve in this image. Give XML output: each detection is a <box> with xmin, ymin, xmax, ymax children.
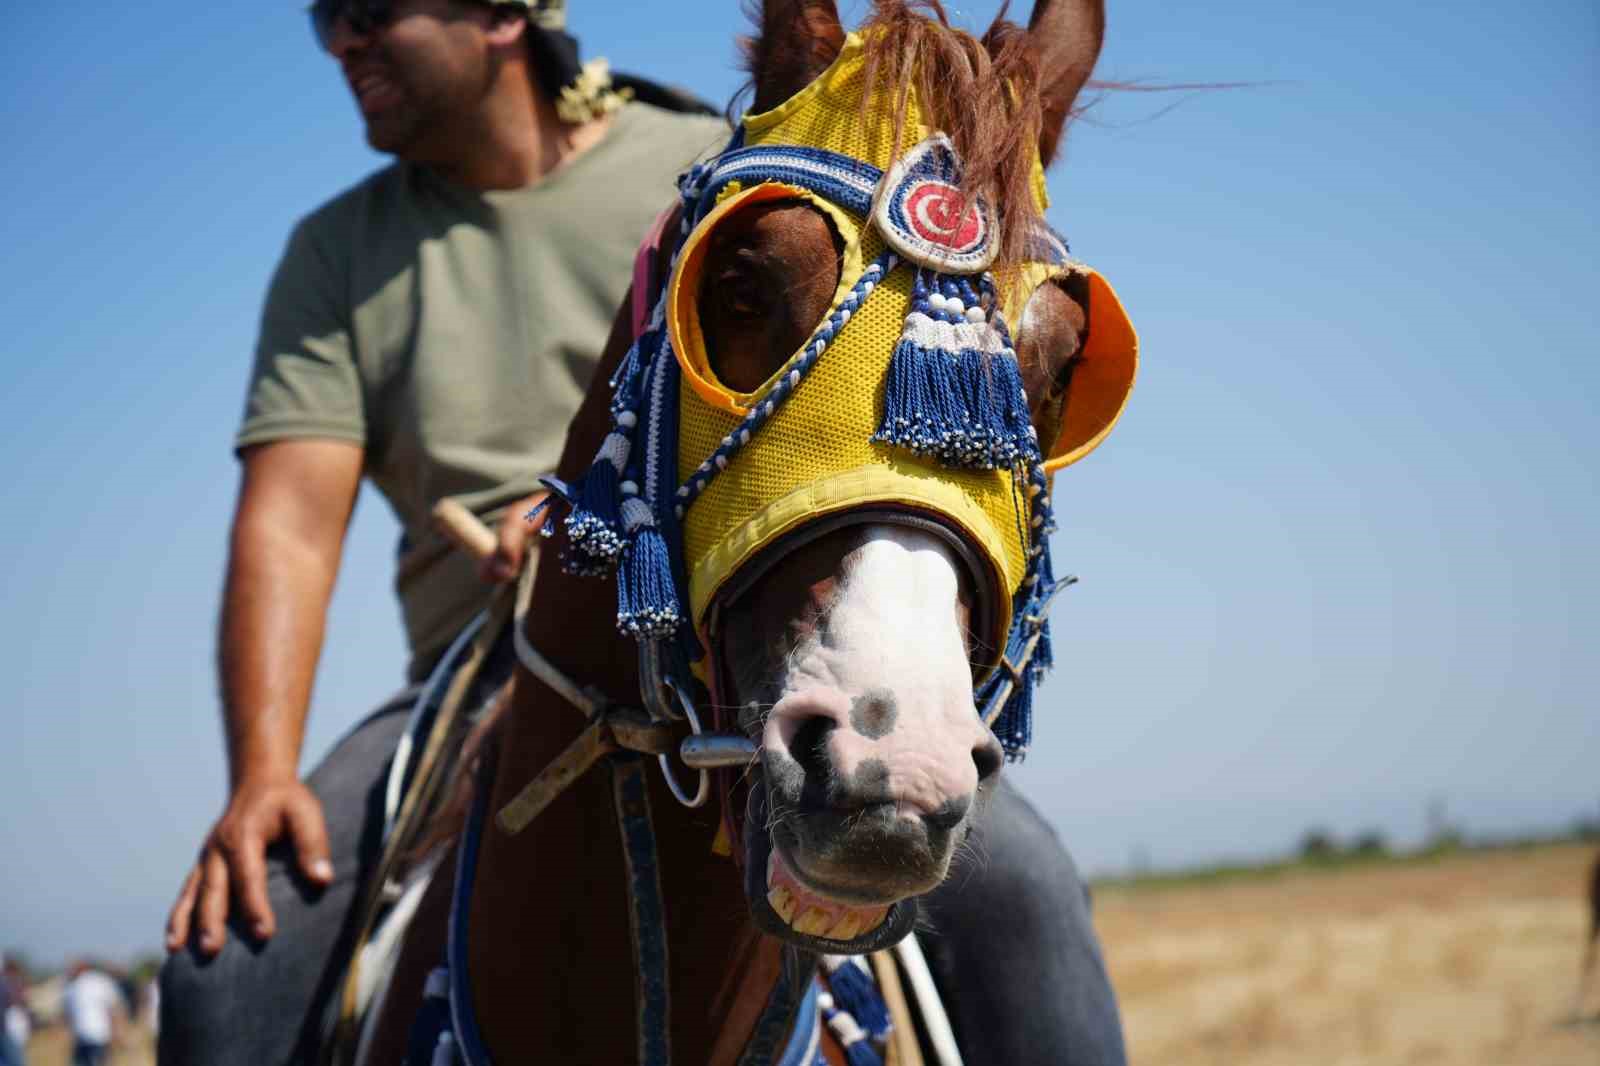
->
<box><xmin>235</xmin><ymin>215</ymin><xmax>366</xmax><ymax>454</ymax></box>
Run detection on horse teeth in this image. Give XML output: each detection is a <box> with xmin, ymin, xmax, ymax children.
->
<box><xmin>795</xmin><ymin>907</ymin><xmax>832</xmax><ymax>935</ymax></box>
<box><xmin>828</xmin><ymin>912</ymin><xmax>863</xmax><ymax>941</ymax></box>
<box><xmin>767</xmin><ymin>886</ymin><xmax>797</xmax><ymax>924</ymax></box>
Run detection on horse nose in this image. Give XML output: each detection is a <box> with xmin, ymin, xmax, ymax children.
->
<box><xmin>764</xmin><ymin>688</ymin><xmax>992</xmax><ymax>818</ymax></box>
<box><xmin>972</xmin><ymin>727</ymin><xmax>1004</xmax><ymax>786</ymax></box>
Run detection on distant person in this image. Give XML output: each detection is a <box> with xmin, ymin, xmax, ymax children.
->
<box><xmin>139</xmin><ymin>978</ymin><xmax>159</xmax><ymax>1040</ymax></box>
<box><xmin>62</xmin><ymin>961</ymin><xmax>125</xmax><ymax>1066</ymax></box>
<box><xmin>0</xmin><ymin>956</ymin><xmax>27</xmax><ymax>1066</ymax></box>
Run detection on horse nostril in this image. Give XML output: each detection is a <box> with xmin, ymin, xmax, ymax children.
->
<box><xmin>789</xmin><ymin>715</ymin><xmax>835</xmax><ymax>780</ymax></box>
<box><xmin>922</xmin><ymin>795</ymin><xmax>973</xmax><ymax>832</ymax></box>
<box><xmin>973</xmin><ymin>730</ymin><xmax>1004</xmax><ymax>784</ymax></box>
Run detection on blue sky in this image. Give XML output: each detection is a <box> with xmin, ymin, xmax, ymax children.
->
<box><xmin>1</xmin><ymin>2</ymin><xmax>1595</xmax><ymax>964</ymax></box>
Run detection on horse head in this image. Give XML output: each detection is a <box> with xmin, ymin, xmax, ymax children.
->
<box><xmin>553</xmin><ymin>0</ymin><xmax>1138</xmax><ymax>954</ymax></box>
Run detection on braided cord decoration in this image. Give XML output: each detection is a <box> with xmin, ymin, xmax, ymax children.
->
<box><xmin>671</xmin><ymin>250</ymin><xmax>899</xmax><ymax>517</ymax></box>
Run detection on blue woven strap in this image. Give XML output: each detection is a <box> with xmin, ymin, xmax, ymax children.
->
<box><xmin>439</xmin><ymin>755</ymin><xmax>674</xmax><ymax>1065</ymax></box>
<box><xmin>693</xmin><ymin>144</ymin><xmax>884</xmax><ymax>223</ymax></box>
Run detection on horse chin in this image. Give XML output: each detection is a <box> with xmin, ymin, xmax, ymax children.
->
<box><xmin>742</xmin><ymin>772</ymin><xmax>919</xmax><ymax>954</ymax></box>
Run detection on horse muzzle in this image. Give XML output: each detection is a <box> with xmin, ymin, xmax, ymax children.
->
<box><xmin>743</xmin><ymin>773</ymin><xmax>924</xmax><ymax>953</ymax></box>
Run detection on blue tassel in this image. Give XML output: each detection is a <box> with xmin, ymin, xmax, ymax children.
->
<box><xmin>561</xmin><ymin>429</ymin><xmax>631</xmax><ymax>576</ymax></box>
<box><xmin>874</xmin><ymin>273</ymin><xmax>1038</xmax><ymax>470</ymax></box>
<box><xmin>842</xmin><ymin>1039</ymin><xmax>881</xmax><ymax>1066</ymax></box>
<box><xmin>615</xmin><ymin>496</ymin><xmax>682</xmax><ymax>638</ymax></box>
<box><xmin>992</xmin><ymin>663</ymin><xmax>1035</xmax><ymax>760</ymax></box>
<box><xmin>818</xmin><ymin>982</ymin><xmax>886</xmax><ymax>1066</ymax></box>
<box><xmin>824</xmin><ymin>959</ymin><xmax>891</xmax><ymax>1042</ymax></box>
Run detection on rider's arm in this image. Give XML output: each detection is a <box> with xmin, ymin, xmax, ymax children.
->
<box><xmin>165</xmin><ymin>438</ymin><xmax>361</xmax><ymax>956</ymax></box>
<box><xmin>221</xmin><ymin>439</ymin><xmax>361</xmax><ymax>788</ymax></box>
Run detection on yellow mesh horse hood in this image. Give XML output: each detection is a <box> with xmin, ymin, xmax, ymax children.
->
<box><xmin>551</xmin><ymin>31</ymin><xmax>1137</xmax><ymax>756</ymax></box>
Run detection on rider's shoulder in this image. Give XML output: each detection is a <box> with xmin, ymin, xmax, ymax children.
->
<box><xmin>288</xmin><ymin>163</ymin><xmax>414</xmax><ymax>247</ymax></box>
<box><xmin>609</xmin><ymin>76</ymin><xmax>731</xmax><ymax>158</ymax></box>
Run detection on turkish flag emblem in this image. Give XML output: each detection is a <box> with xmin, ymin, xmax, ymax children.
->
<box><xmin>905</xmin><ymin>182</ymin><xmax>984</xmax><ymax>252</ymax></box>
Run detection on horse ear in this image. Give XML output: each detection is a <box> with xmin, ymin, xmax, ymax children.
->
<box><xmin>1027</xmin><ymin>0</ymin><xmax>1105</xmax><ymax>166</ymax></box>
<box><xmin>743</xmin><ymin>0</ymin><xmax>846</xmax><ymax>113</ymax></box>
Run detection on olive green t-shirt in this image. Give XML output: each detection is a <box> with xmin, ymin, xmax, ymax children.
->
<box><xmin>237</xmin><ymin>103</ymin><xmax>729</xmax><ymax>679</ymax></box>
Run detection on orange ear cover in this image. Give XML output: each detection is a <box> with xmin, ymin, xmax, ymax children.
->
<box><xmin>1043</xmin><ymin>269</ymin><xmax>1139</xmax><ymax>473</ymax></box>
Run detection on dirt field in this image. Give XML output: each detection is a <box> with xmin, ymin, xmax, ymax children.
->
<box><xmin>26</xmin><ymin>1025</ymin><xmax>153</xmax><ymax>1066</ymax></box>
<box><xmin>1094</xmin><ymin>842</ymin><xmax>1599</xmax><ymax>1066</ymax></box>
<box><xmin>25</xmin><ymin>844</ymin><xmax>1596</xmax><ymax>1064</ymax></box>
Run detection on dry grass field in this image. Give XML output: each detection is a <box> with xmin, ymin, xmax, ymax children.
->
<box><xmin>1095</xmin><ymin>842</ymin><xmax>1599</xmax><ymax>1066</ymax></box>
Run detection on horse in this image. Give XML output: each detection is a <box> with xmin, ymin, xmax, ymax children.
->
<box><xmin>357</xmin><ymin>1</ymin><xmax>1137</xmax><ymax>1061</ymax></box>
<box><xmin>1578</xmin><ymin>849</ymin><xmax>1600</xmax><ymax>1019</ymax></box>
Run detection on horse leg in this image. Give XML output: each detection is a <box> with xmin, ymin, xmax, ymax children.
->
<box><xmin>917</xmin><ymin>775</ymin><xmax>1126</xmax><ymax>1065</ymax></box>
<box><xmin>158</xmin><ymin>696</ymin><xmax>413</xmax><ymax>1065</ymax></box>
<box><xmin>1578</xmin><ymin>856</ymin><xmax>1600</xmax><ymax>1019</ymax></box>
<box><xmin>1578</xmin><ymin>935</ymin><xmax>1597</xmax><ymax>1019</ymax></box>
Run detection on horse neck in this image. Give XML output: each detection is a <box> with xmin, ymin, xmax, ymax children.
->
<box><xmin>462</xmin><ymin>310</ymin><xmax>773</xmax><ymax>1060</ymax></box>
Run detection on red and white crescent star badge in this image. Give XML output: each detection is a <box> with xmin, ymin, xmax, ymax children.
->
<box><xmin>872</xmin><ymin>135</ymin><xmax>995</xmax><ymax>274</ymax></box>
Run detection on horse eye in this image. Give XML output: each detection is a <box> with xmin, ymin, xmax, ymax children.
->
<box><xmin>715</xmin><ymin>272</ymin><xmax>768</xmax><ymax>320</ymax></box>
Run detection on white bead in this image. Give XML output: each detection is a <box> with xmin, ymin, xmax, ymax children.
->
<box><xmin>929</xmin><ymin>292</ymin><xmax>948</xmax><ymax>310</ymax></box>
<box><xmin>616</xmin><ymin>410</ymin><xmax>637</xmax><ymax>428</ymax></box>
<box><xmin>947</xmin><ymin>297</ymin><xmax>965</xmax><ymax>315</ymax></box>
<box><xmin>620</xmin><ymin>480</ymin><xmax>639</xmax><ymax>496</ymax></box>
<box><xmin>965</xmin><ymin>305</ymin><xmax>986</xmax><ymax>323</ymax></box>
<box><xmin>788</xmin><ymin>370</ymin><xmax>800</xmax><ymax>387</ymax></box>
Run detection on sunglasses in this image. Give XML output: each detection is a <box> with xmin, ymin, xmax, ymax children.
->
<box><xmin>308</xmin><ymin>0</ymin><xmax>396</xmax><ymax>51</ymax></box>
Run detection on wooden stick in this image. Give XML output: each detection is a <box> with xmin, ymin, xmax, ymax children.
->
<box><xmin>432</xmin><ymin>498</ymin><xmax>496</xmax><ymax>562</ymax></box>
<box><xmin>871</xmin><ymin>950</ymin><xmax>925</xmax><ymax>1066</ymax></box>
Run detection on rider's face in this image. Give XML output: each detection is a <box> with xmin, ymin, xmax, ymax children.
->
<box><xmin>324</xmin><ymin>0</ymin><xmax>503</xmax><ymax>160</ymax></box>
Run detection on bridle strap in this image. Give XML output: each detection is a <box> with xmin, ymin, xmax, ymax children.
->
<box><xmin>511</xmin><ymin>552</ymin><xmax>601</xmax><ymax>717</ymax></box>
<box><xmin>497</xmin><ymin>552</ymin><xmax>678</xmax><ymax>834</ymax></box>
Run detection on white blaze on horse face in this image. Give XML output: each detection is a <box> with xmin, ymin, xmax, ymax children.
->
<box><xmin>763</xmin><ymin>526</ymin><xmax>988</xmax><ymax>816</ymax></box>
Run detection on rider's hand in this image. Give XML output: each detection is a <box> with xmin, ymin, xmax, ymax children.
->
<box><xmin>164</xmin><ymin>775</ymin><xmax>333</xmax><ymax>956</ymax></box>
<box><xmin>479</xmin><ymin>490</ymin><xmax>551</xmax><ymax>584</ymax></box>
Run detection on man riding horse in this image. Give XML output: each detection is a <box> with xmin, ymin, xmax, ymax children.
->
<box><xmin>159</xmin><ymin>1</ymin><xmax>1126</xmax><ymax>1063</ymax></box>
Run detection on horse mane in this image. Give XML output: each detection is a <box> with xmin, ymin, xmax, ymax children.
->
<box><xmin>860</xmin><ymin>1</ymin><xmax>1055</xmax><ymax>269</ymax></box>
<box><xmin>739</xmin><ymin>1</ymin><xmax>1079</xmax><ymax>270</ymax></box>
